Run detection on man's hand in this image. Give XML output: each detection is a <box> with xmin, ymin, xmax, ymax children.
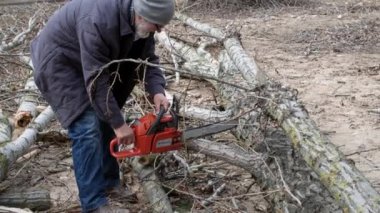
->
<box><xmin>113</xmin><ymin>123</ymin><xmax>135</xmax><ymax>145</ymax></box>
<box><xmin>153</xmin><ymin>93</ymin><xmax>169</xmax><ymax>113</ymax></box>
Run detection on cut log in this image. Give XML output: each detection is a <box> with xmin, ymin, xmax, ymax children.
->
<box><xmin>160</xmin><ymin>16</ymin><xmax>380</xmax><ymax>212</ymax></box>
<box><xmin>14</xmin><ymin>77</ymin><xmax>39</xmax><ymax>128</ymax></box>
<box><xmin>0</xmin><ymin>110</ymin><xmax>11</xmax><ymax>144</ymax></box>
<box><xmin>130</xmin><ymin>157</ymin><xmax>173</xmax><ymax>213</ymax></box>
<box><xmin>0</xmin><ymin>107</ymin><xmax>54</xmax><ymax>181</ymax></box>
<box><xmin>0</xmin><ymin>188</ymin><xmax>51</xmax><ymax>211</ymax></box>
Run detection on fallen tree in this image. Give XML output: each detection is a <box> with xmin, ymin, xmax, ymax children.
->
<box><xmin>155</xmin><ymin>13</ymin><xmax>380</xmax><ymax>212</ymax></box>
<box><xmin>156</xmin><ymin>31</ymin><xmax>336</xmax><ymax>212</ymax></box>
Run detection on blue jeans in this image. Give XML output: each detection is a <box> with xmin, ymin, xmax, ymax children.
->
<box><xmin>68</xmin><ymin>107</ymin><xmax>120</xmax><ymax>212</ymax></box>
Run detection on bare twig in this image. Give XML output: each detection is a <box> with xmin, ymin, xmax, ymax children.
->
<box><xmin>274</xmin><ymin>158</ymin><xmax>302</xmax><ymax>206</ymax></box>
<box><xmin>98</xmin><ymin>58</ymin><xmax>252</xmax><ymax>92</ymax></box>
<box><xmin>345</xmin><ymin>147</ymin><xmax>380</xmax><ymax>157</ymax></box>
<box><xmin>0</xmin><ymin>14</ymin><xmax>38</xmax><ymax>52</ymax></box>
<box><xmin>201</xmin><ymin>183</ymin><xmax>226</xmax><ymax>206</ymax></box>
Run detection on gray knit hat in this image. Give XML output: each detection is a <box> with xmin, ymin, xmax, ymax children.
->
<box><xmin>134</xmin><ymin>0</ymin><xmax>175</xmax><ymax>26</ymax></box>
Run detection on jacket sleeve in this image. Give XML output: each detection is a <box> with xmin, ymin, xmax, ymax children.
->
<box><xmin>143</xmin><ymin>35</ymin><xmax>166</xmax><ymax>96</ymax></box>
<box><xmin>77</xmin><ymin>17</ymin><xmax>125</xmax><ymax>129</ymax></box>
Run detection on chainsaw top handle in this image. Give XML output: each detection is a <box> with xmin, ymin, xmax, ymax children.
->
<box><xmin>146</xmin><ymin>105</ymin><xmax>166</xmax><ymax>135</ymax></box>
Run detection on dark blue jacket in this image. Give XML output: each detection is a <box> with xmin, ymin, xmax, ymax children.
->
<box><xmin>31</xmin><ymin>0</ymin><xmax>166</xmax><ymax>129</ymax></box>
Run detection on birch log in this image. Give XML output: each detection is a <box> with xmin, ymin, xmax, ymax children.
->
<box><xmin>188</xmin><ymin>139</ymin><xmax>266</xmax><ymax>176</ymax></box>
<box><xmin>174</xmin><ymin>13</ymin><xmax>267</xmax><ymax>88</ymax></box>
<box><xmin>164</xmin><ymin>16</ymin><xmax>380</xmax><ymax>212</ymax></box>
<box><xmin>0</xmin><ymin>188</ymin><xmax>51</xmax><ymax>211</ymax></box>
<box><xmin>264</xmin><ymin>87</ymin><xmax>380</xmax><ymax>212</ymax></box>
<box><xmin>0</xmin><ymin>110</ymin><xmax>12</xmax><ymax>144</ymax></box>
<box><xmin>0</xmin><ymin>106</ymin><xmax>54</xmax><ymax>181</ymax></box>
<box><xmin>14</xmin><ymin>77</ymin><xmax>39</xmax><ymax>128</ymax></box>
<box><xmin>180</xmin><ymin>106</ymin><xmax>233</xmax><ymax>122</ymax></box>
<box><xmin>130</xmin><ymin>157</ymin><xmax>173</xmax><ymax>213</ymax></box>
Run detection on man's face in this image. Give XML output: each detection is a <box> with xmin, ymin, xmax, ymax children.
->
<box><xmin>135</xmin><ymin>15</ymin><xmax>163</xmax><ymax>39</ymax></box>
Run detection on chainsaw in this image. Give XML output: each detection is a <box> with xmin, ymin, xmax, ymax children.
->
<box><xmin>110</xmin><ymin>103</ymin><xmax>238</xmax><ymax>159</ymax></box>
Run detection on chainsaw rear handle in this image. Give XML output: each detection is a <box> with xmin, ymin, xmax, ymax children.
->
<box><xmin>110</xmin><ymin>106</ymin><xmax>166</xmax><ymax>158</ymax></box>
<box><xmin>110</xmin><ymin>138</ymin><xmax>142</xmax><ymax>158</ymax></box>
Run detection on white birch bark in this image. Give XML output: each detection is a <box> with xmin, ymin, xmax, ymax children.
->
<box><xmin>155</xmin><ymin>32</ymin><xmax>219</xmax><ymax>84</ymax></box>
<box><xmin>0</xmin><ymin>106</ymin><xmax>54</xmax><ymax>181</ymax></box>
<box><xmin>180</xmin><ymin>105</ymin><xmax>233</xmax><ymax>122</ymax></box>
<box><xmin>14</xmin><ymin>77</ymin><xmax>39</xmax><ymax>127</ymax></box>
<box><xmin>130</xmin><ymin>157</ymin><xmax>173</xmax><ymax>213</ymax></box>
<box><xmin>0</xmin><ymin>110</ymin><xmax>12</xmax><ymax>144</ymax></box>
<box><xmin>174</xmin><ymin>12</ymin><xmax>268</xmax><ymax>88</ymax></box>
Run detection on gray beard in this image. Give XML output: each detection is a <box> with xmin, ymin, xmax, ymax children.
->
<box><xmin>134</xmin><ymin>30</ymin><xmax>150</xmax><ymax>41</ymax></box>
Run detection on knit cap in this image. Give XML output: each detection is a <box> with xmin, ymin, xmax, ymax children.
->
<box><xmin>134</xmin><ymin>0</ymin><xmax>175</xmax><ymax>26</ymax></box>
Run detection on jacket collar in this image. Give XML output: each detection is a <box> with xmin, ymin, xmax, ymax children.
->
<box><xmin>120</xmin><ymin>0</ymin><xmax>134</xmax><ymax>36</ymax></box>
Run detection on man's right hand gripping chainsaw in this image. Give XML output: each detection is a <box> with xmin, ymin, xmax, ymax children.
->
<box><xmin>110</xmin><ymin>105</ymin><xmax>238</xmax><ymax>159</ymax></box>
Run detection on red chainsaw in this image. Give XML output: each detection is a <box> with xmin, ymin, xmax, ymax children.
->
<box><xmin>110</xmin><ymin>103</ymin><xmax>238</xmax><ymax>159</ymax></box>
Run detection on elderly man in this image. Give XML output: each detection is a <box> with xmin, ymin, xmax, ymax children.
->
<box><xmin>30</xmin><ymin>0</ymin><xmax>174</xmax><ymax>212</ymax></box>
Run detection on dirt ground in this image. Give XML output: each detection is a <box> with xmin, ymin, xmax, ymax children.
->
<box><xmin>0</xmin><ymin>0</ymin><xmax>379</xmax><ymax>212</ymax></box>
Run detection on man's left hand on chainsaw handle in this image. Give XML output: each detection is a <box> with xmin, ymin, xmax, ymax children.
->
<box><xmin>153</xmin><ymin>93</ymin><xmax>170</xmax><ymax>113</ymax></box>
<box><xmin>113</xmin><ymin>123</ymin><xmax>135</xmax><ymax>145</ymax></box>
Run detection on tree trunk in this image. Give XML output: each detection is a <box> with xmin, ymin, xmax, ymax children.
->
<box><xmin>0</xmin><ymin>188</ymin><xmax>51</xmax><ymax>211</ymax></box>
<box><xmin>264</xmin><ymin>87</ymin><xmax>380</xmax><ymax>212</ymax></box>
<box><xmin>0</xmin><ymin>107</ymin><xmax>54</xmax><ymax>181</ymax></box>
